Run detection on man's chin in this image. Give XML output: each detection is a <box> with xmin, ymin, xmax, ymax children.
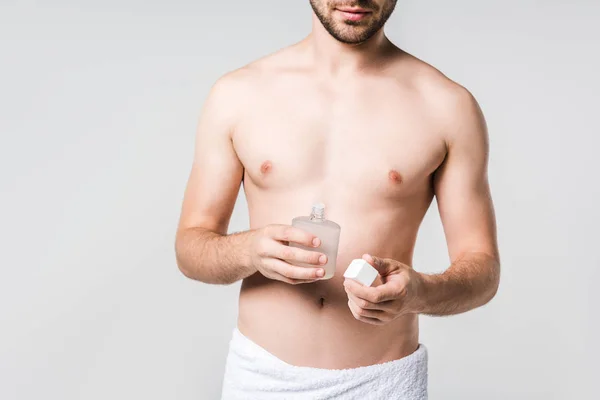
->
<box><xmin>331</xmin><ymin>31</ymin><xmax>372</xmax><ymax>45</ymax></box>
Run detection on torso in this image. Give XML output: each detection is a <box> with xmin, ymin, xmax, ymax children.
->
<box><xmin>230</xmin><ymin>42</ymin><xmax>450</xmax><ymax>369</ymax></box>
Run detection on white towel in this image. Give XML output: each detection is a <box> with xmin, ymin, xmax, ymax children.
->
<box><xmin>220</xmin><ymin>326</ymin><xmax>428</xmax><ymax>400</ymax></box>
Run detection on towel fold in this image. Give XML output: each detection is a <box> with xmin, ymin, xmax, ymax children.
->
<box><xmin>220</xmin><ymin>326</ymin><xmax>428</xmax><ymax>400</ymax></box>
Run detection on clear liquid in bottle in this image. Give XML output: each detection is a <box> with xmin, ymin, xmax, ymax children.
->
<box><xmin>290</xmin><ymin>203</ymin><xmax>341</xmax><ymax>280</ymax></box>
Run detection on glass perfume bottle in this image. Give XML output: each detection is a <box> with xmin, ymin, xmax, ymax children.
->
<box><xmin>290</xmin><ymin>203</ymin><xmax>341</xmax><ymax>280</ymax></box>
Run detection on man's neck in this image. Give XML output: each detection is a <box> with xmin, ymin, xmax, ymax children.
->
<box><xmin>303</xmin><ymin>14</ymin><xmax>392</xmax><ymax>77</ymax></box>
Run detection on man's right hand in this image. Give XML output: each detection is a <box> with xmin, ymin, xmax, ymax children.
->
<box><xmin>247</xmin><ymin>224</ymin><xmax>328</xmax><ymax>285</ymax></box>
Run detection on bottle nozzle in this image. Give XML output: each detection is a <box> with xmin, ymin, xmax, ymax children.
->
<box><xmin>311</xmin><ymin>202</ymin><xmax>325</xmax><ymax>220</ymax></box>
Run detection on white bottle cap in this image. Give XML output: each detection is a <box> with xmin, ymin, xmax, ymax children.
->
<box><xmin>343</xmin><ymin>259</ymin><xmax>379</xmax><ymax>287</ymax></box>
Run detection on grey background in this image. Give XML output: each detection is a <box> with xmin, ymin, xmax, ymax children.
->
<box><xmin>1</xmin><ymin>1</ymin><xmax>598</xmax><ymax>399</ymax></box>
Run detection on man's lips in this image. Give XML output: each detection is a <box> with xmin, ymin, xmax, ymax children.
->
<box><xmin>337</xmin><ymin>6</ymin><xmax>370</xmax><ymax>13</ymax></box>
<box><xmin>335</xmin><ymin>7</ymin><xmax>372</xmax><ymax>21</ymax></box>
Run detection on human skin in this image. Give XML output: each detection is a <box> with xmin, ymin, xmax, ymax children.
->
<box><xmin>175</xmin><ymin>0</ymin><xmax>500</xmax><ymax>369</ymax></box>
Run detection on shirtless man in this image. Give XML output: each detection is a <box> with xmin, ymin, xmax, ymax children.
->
<box><xmin>175</xmin><ymin>0</ymin><xmax>500</xmax><ymax>397</ymax></box>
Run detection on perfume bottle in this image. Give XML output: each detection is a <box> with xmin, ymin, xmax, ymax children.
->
<box><xmin>290</xmin><ymin>203</ymin><xmax>341</xmax><ymax>280</ymax></box>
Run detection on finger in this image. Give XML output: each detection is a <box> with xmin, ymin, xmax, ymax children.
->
<box><xmin>344</xmin><ymin>278</ymin><xmax>398</xmax><ymax>303</ymax></box>
<box><xmin>362</xmin><ymin>253</ymin><xmax>376</xmax><ymax>265</ymax></box>
<box><xmin>347</xmin><ymin>298</ymin><xmax>384</xmax><ymax>318</ymax></box>
<box><xmin>347</xmin><ymin>300</ymin><xmax>386</xmax><ymax>325</ymax></box>
<box><xmin>269</xmin><ymin>225</ymin><xmax>321</xmax><ymax>248</ymax></box>
<box><xmin>272</xmin><ymin>243</ymin><xmax>327</xmax><ymax>266</ymax></box>
<box><xmin>267</xmin><ymin>258</ymin><xmax>325</xmax><ymax>280</ymax></box>
<box><xmin>272</xmin><ymin>271</ymin><xmax>320</xmax><ymax>285</ymax></box>
<box><xmin>362</xmin><ymin>254</ymin><xmax>389</xmax><ymax>276</ymax></box>
<box><xmin>362</xmin><ymin>253</ymin><xmax>385</xmax><ymax>268</ymax></box>
<box><xmin>345</xmin><ymin>288</ymin><xmax>387</xmax><ymax>311</ymax></box>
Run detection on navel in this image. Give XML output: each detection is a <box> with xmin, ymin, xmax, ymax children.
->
<box><xmin>388</xmin><ymin>169</ymin><xmax>403</xmax><ymax>184</ymax></box>
<box><xmin>260</xmin><ymin>160</ymin><xmax>272</xmax><ymax>175</ymax></box>
<box><xmin>318</xmin><ymin>296</ymin><xmax>325</xmax><ymax>308</ymax></box>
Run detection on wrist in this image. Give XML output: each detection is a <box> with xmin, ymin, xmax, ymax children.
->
<box><xmin>236</xmin><ymin>229</ymin><xmax>258</xmax><ymax>274</ymax></box>
<box><xmin>412</xmin><ymin>272</ymin><xmax>436</xmax><ymax>314</ymax></box>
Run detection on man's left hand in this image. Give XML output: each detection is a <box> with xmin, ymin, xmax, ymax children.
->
<box><xmin>343</xmin><ymin>254</ymin><xmax>424</xmax><ymax>326</ymax></box>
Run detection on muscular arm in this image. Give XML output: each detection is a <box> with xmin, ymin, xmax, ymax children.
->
<box><xmin>174</xmin><ymin>74</ymin><xmax>256</xmax><ymax>285</ymax></box>
<box><xmin>418</xmin><ymin>87</ymin><xmax>501</xmax><ymax>316</ymax></box>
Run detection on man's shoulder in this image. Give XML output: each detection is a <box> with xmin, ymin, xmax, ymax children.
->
<box><xmin>395</xmin><ymin>51</ymin><xmax>475</xmax><ymax>110</ymax></box>
<box><xmin>202</xmin><ymin>44</ymin><xmax>303</xmax><ymax>127</ymax></box>
<box><xmin>212</xmin><ymin>44</ymin><xmax>303</xmax><ymax>94</ymax></box>
<box><xmin>201</xmin><ymin>61</ymin><xmax>264</xmax><ymax>118</ymax></box>
<box><xmin>395</xmin><ymin>52</ymin><xmax>482</xmax><ymax>133</ymax></box>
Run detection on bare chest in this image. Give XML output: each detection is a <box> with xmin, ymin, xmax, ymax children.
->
<box><xmin>232</xmin><ymin>83</ymin><xmax>447</xmax><ymax>200</ymax></box>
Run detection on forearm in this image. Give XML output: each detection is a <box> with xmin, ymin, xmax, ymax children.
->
<box><xmin>174</xmin><ymin>227</ymin><xmax>256</xmax><ymax>285</ymax></box>
<box><xmin>416</xmin><ymin>251</ymin><xmax>500</xmax><ymax>316</ymax></box>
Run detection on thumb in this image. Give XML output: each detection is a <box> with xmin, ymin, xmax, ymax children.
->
<box><xmin>362</xmin><ymin>254</ymin><xmax>388</xmax><ymax>275</ymax></box>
